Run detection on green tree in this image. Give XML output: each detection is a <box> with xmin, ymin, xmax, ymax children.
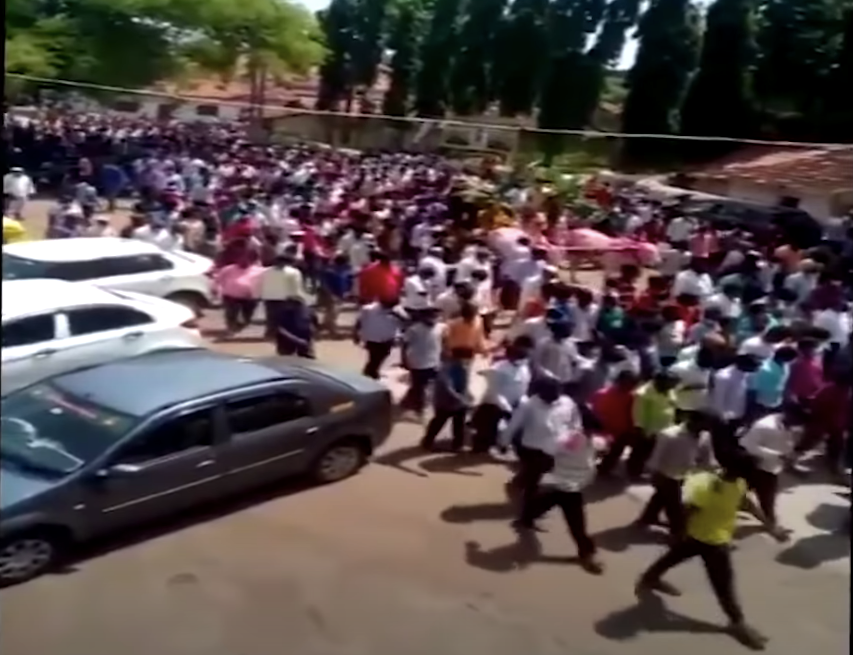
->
<box><xmin>536</xmin><ymin>0</ymin><xmax>606</xmax><ymax>159</ymax></box>
<box><xmin>495</xmin><ymin>0</ymin><xmax>550</xmax><ymax>116</ymax></box>
<box><xmin>680</xmin><ymin>0</ymin><xmax>757</xmax><ymax>140</ymax></box>
<box><xmin>620</xmin><ymin>0</ymin><xmax>702</xmax><ymax>161</ymax></box>
<box><xmin>350</xmin><ymin>0</ymin><xmax>393</xmax><ymax>107</ymax></box>
<box><xmin>414</xmin><ymin>0</ymin><xmax>461</xmax><ymax>117</ymax></box>
<box><xmin>824</xmin><ymin>7</ymin><xmax>853</xmax><ymax>140</ymax></box>
<box><xmin>383</xmin><ymin>2</ymin><xmax>425</xmax><ymax>116</ymax></box>
<box><xmin>449</xmin><ymin>0</ymin><xmax>508</xmax><ymax>115</ymax></box>
<box><xmin>316</xmin><ymin>0</ymin><xmax>358</xmax><ymax>110</ymax></box>
<box><xmin>754</xmin><ymin>0</ymin><xmax>846</xmax><ymax>124</ymax></box>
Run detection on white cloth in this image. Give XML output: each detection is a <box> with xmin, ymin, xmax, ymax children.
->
<box><xmin>358</xmin><ymin>303</ymin><xmax>401</xmax><ymax>343</ymax></box>
<box><xmin>708</xmin><ymin>365</ymin><xmax>752</xmax><ymax>421</ymax></box>
<box><xmin>481</xmin><ymin>360</ymin><xmax>531</xmax><ymax>413</ymax></box>
<box><xmin>499</xmin><ymin>395</ymin><xmax>582</xmax><ymax>457</ymax></box>
<box><xmin>258</xmin><ymin>265</ymin><xmax>305</xmax><ymax>301</ymax></box>
<box><xmin>531</xmin><ymin>337</ymin><xmax>580</xmax><ymax>383</ymax></box>
<box><xmin>739</xmin><ymin>413</ymin><xmax>794</xmax><ymax>474</ymax></box>
<box><xmin>3</xmin><ymin>173</ymin><xmax>35</xmax><ymax>198</ymax></box>
<box><xmin>672</xmin><ymin>270</ymin><xmax>714</xmax><ymax>299</ymax></box>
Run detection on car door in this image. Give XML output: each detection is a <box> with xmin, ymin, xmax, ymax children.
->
<box><xmin>94</xmin><ymin>254</ymin><xmax>175</xmax><ymax>297</ymax></box>
<box><xmin>218</xmin><ymin>385</ymin><xmax>317</xmax><ymax>489</ymax></box>
<box><xmin>82</xmin><ymin>406</ymin><xmax>227</xmax><ymax>534</ymax></box>
<box><xmin>52</xmin><ymin>304</ymin><xmax>156</xmax><ymax>372</ymax></box>
<box><xmin>1</xmin><ymin>313</ymin><xmax>63</xmax><ymax>391</ymax></box>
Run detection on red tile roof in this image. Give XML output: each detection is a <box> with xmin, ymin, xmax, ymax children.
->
<box><xmin>694</xmin><ymin>146</ymin><xmax>853</xmax><ymax>194</ymax></box>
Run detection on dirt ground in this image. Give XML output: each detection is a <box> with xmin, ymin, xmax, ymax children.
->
<box><xmin>1</xmin><ymin>202</ymin><xmax>848</xmax><ymax>655</ymax></box>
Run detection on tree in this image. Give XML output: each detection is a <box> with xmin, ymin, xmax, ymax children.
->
<box><xmin>350</xmin><ymin>0</ymin><xmax>393</xmax><ymax>108</ymax></box>
<box><xmin>536</xmin><ymin>0</ymin><xmax>607</xmax><ymax>159</ymax></box>
<box><xmin>753</xmin><ymin>0</ymin><xmax>846</xmax><ymax>125</ymax></box>
<box><xmin>680</xmin><ymin>0</ymin><xmax>757</xmax><ymax>140</ymax></box>
<box><xmin>414</xmin><ymin>0</ymin><xmax>461</xmax><ymax>117</ymax></box>
<box><xmin>448</xmin><ymin>0</ymin><xmax>508</xmax><ymax>115</ymax></box>
<box><xmin>494</xmin><ymin>0</ymin><xmax>550</xmax><ymax>116</ymax></box>
<box><xmin>383</xmin><ymin>2</ymin><xmax>425</xmax><ymax>116</ymax></box>
<box><xmin>824</xmin><ymin>7</ymin><xmax>853</xmax><ymax>139</ymax></box>
<box><xmin>620</xmin><ymin>0</ymin><xmax>702</xmax><ymax>161</ymax></box>
<box><xmin>316</xmin><ymin>0</ymin><xmax>358</xmax><ymax>110</ymax></box>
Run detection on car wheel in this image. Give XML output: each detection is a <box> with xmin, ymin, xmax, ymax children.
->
<box><xmin>166</xmin><ymin>291</ymin><xmax>207</xmax><ymax>316</ymax></box>
<box><xmin>311</xmin><ymin>439</ymin><xmax>369</xmax><ymax>484</ymax></box>
<box><xmin>0</xmin><ymin>530</ymin><xmax>64</xmax><ymax>587</ymax></box>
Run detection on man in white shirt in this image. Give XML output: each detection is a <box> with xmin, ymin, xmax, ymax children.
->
<box><xmin>530</xmin><ymin>314</ymin><xmax>580</xmax><ymax>390</ymax></box>
<box><xmin>259</xmin><ymin>254</ymin><xmax>306</xmax><ymax>338</ymax></box>
<box><xmin>704</xmin><ymin>281</ymin><xmax>743</xmax><ymax>319</ymax></box>
<box><xmin>473</xmin><ymin>337</ymin><xmax>533</xmax><ymax>452</ymax></box>
<box><xmin>665</xmin><ymin>214</ymin><xmax>694</xmax><ymax>248</ymax></box>
<box><xmin>402</xmin><ymin>264</ymin><xmax>439</xmax><ymax>313</ymax></box>
<box><xmin>498</xmin><ymin>377</ymin><xmax>582</xmax><ymax>531</ymax></box>
<box><xmin>672</xmin><ymin>257</ymin><xmax>714</xmax><ymax>300</ymax></box>
<box><xmin>813</xmin><ymin>301</ymin><xmax>851</xmax><ymax>347</ymax></box>
<box><xmin>355</xmin><ymin>298</ymin><xmax>402</xmax><ymax>379</ymax></box>
<box><xmin>4</xmin><ymin>167</ymin><xmax>36</xmax><ymax>219</ymax></box>
<box><xmin>740</xmin><ymin>409</ymin><xmax>804</xmax><ymax>534</ymax></box>
<box><xmin>707</xmin><ymin>354</ymin><xmax>760</xmax><ymax>464</ymax></box>
<box><xmin>418</xmin><ymin>246</ymin><xmax>448</xmax><ymax>294</ymax></box>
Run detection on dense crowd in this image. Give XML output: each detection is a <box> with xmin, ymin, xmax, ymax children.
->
<box><xmin>4</xmin><ymin>111</ymin><xmax>852</xmax><ymax>650</ymax></box>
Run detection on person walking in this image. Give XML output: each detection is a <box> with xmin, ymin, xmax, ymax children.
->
<box><xmin>635</xmin><ymin>452</ymin><xmax>787</xmax><ymax>650</ymax></box>
<box><xmin>355</xmin><ymin>298</ymin><xmax>402</xmax><ymax>379</ymax></box>
<box><xmin>634</xmin><ymin>412</ymin><xmax>715</xmax><ymax>539</ymax></box>
<box><xmin>420</xmin><ymin>349</ymin><xmax>473</xmax><ymax>451</ymax></box>
<box><xmin>399</xmin><ymin>308</ymin><xmax>444</xmax><ymax>422</ymax></box>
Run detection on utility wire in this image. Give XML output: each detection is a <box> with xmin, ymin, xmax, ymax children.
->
<box><xmin>6</xmin><ymin>72</ymin><xmax>853</xmax><ymax>150</ymax></box>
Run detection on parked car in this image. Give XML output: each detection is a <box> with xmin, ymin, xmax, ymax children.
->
<box><xmin>684</xmin><ymin>198</ymin><xmax>824</xmax><ymax>248</ymax></box>
<box><xmin>2</xmin><ymin>279</ymin><xmax>204</xmax><ymax>395</ymax></box>
<box><xmin>2</xmin><ymin>237</ymin><xmax>215</xmax><ymax>313</ymax></box>
<box><xmin>0</xmin><ymin>349</ymin><xmax>394</xmax><ymax>585</ymax></box>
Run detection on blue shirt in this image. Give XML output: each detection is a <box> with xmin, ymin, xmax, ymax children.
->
<box><xmin>748</xmin><ymin>359</ymin><xmax>789</xmax><ymax>408</ymax></box>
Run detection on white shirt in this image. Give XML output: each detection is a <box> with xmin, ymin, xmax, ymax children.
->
<box><xmin>669</xmin><ymin>358</ymin><xmax>711</xmax><ymax>411</ymax></box>
<box><xmin>473</xmin><ymin>278</ymin><xmax>494</xmax><ymax>314</ymax></box>
<box><xmin>545</xmin><ymin>429</ymin><xmax>597</xmax><ymax>492</ymax></box>
<box><xmin>358</xmin><ymin>303</ymin><xmax>400</xmax><ymax>342</ymax></box>
<box><xmin>3</xmin><ymin>173</ymin><xmax>35</xmax><ymax>198</ymax></box>
<box><xmin>571</xmin><ymin>304</ymin><xmax>598</xmax><ymax>342</ymax></box>
<box><xmin>739</xmin><ymin>413</ymin><xmax>794</xmax><ymax>474</ymax></box>
<box><xmin>708</xmin><ymin>365</ymin><xmax>752</xmax><ymax>421</ymax></box>
<box><xmin>665</xmin><ymin>216</ymin><xmax>693</xmax><ymax>242</ymax></box>
<box><xmin>455</xmin><ymin>256</ymin><xmax>486</xmax><ymax>284</ymax></box>
<box><xmin>738</xmin><ymin>336</ymin><xmax>776</xmax><ymax>360</ymax></box>
<box><xmin>531</xmin><ymin>337</ymin><xmax>580</xmax><ymax>383</ymax></box>
<box><xmin>403</xmin><ymin>323</ymin><xmax>444</xmax><ymax>370</ymax></box>
<box><xmin>418</xmin><ymin>255</ymin><xmax>448</xmax><ymax>293</ymax></box>
<box><xmin>704</xmin><ymin>293</ymin><xmax>742</xmax><ymax>319</ymax></box>
<box><xmin>672</xmin><ymin>270</ymin><xmax>714</xmax><ymax>299</ymax></box>
<box><xmin>813</xmin><ymin>309</ymin><xmax>851</xmax><ymax>346</ymax></box>
<box><xmin>481</xmin><ymin>360</ymin><xmax>531</xmax><ymax>413</ymax></box>
<box><xmin>402</xmin><ymin>275</ymin><xmax>433</xmax><ymax>310</ymax></box>
<box><xmin>499</xmin><ymin>395</ymin><xmax>582</xmax><ymax>456</ymax></box>
<box><xmin>258</xmin><ymin>265</ymin><xmax>305</xmax><ymax>301</ymax></box>
<box><xmin>509</xmin><ymin>316</ymin><xmax>550</xmax><ymax>344</ymax></box>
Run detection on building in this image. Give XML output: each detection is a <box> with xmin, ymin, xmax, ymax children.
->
<box><xmin>686</xmin><ymin>146</ymin><xmax>853</xmax><ymax>220</ymax></box>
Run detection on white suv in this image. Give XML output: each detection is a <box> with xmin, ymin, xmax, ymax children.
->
<box><xmin>2</xmin><ymin>238</ymin><xmax>215</xmax><ymax>313</ymax></box>
<box><xmin>2</xmin><ymin>279</ymin><xmax>205</xmax><ymax>394</ymax></box>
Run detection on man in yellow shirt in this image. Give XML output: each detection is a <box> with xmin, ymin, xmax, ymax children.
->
<box><xmin>635</xmin><ymin>452</ymin><xmax>787</xmax><ymax>650</ymax></box>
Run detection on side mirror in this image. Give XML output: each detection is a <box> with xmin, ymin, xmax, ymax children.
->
<box><xmin>92</xmin><ymin>463</ymin><xmax>143</xmax><ymax>481</ymax></box>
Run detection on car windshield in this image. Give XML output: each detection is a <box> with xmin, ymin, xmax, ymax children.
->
<box><xmin>0</xmin><ymin>384</ymin><xmax>137</xmax><ymax>476</ymax></box>
<box><xmin>2</xmin><ymin>253</ymin><xmax>49</xmax><ymax>281</ymax></box>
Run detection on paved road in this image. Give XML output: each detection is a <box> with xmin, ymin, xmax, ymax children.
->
<box><xmin>1</xmin><ymin>202</ymin><xmax>849</xmax><ymax>655</ymax></box>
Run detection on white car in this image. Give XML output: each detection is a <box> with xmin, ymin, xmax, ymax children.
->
<box><xmin>2</xmin><ymin>238</ymin><xmax>215</xmax><ymax>313</ymax></box>
<box><xmin>2</xmin><ymin>279</ymin><xmax>205</xmax><ymax>394</ymax></box>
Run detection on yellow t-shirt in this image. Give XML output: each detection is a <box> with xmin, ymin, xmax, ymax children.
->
<box><xmin>3</xmin><ymin>216</ymin><xmax>28</xmax><ymax>244</ymax></box>
<box><xmin>683</xmin><ymin>471</ymin><xmax>747</xmax><ymax>546</ymax></box>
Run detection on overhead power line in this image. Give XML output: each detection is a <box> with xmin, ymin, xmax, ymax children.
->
<box><xmin>6</xmin><ymin>72</ymin><xmax>853</xmax><ymax>150</ymax></box>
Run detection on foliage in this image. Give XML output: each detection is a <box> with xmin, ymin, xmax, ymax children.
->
<box><xmin>5</xmin><ymin>0</ymin><xmax>324</xmax><ymax>93</ymax></box>
<box><xmin>414</xmin><ymin>0</ymin><xmax>461</xmax><ymax>117</ymax></box>
<box><xmin>382</xmin><ymin>2</ymin><xmax>426</xmax><ymax>116</ymax></box>
<box><xmin>679</xmin><ymin>0</ymin><xmax>757</xmax><ymax>140</ymax></box>
<box><xmin>495</xmin><ymin>0</ymin><xmax>550</xmax><ymax>117</ymax></box>
<box><xmin>620</xmin><ymin>0</ymin><xmax>702</xmax><ymax>161</ymax></box>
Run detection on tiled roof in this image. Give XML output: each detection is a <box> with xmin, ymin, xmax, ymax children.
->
<box><xmin>694</xmin><ymin>146</ymin><xmax>853</xmax><ymax>194</ymax></box>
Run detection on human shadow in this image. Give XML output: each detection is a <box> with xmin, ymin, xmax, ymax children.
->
<box><xmin>592</xmin><ymin>523</ymin><xmax>671</xmax><ymax>553</ymax></box>
<box><xmin>463</xmin><ymin>533</ymin><xmax>577</xmax><ymax>573</ymax></box>
<box><xmin>419</xmin><ymin>451</ymin><xmax>496</xmax><ymax>477</ymax></box>
<box><xmin>373</xmin><ymin>444</ymin><xmax>430</xmax><ymax>477</ymax></box>
<box><xmin>441</xmin><ymin>501</ymin><xmax>515</xmax><ymax>524</ymax></box>
<box><xmin>775</xmin><ymin>502</ymin><xmax>851</xmax><ymax>570</ymax></box>
<box><xmin>595</xmin><ymin>590</ymin><xmax>725</xmax><ymax>643</ymax></box>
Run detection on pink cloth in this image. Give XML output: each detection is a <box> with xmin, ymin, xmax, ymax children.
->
<box><xmin>786</xmin><ymin>355</ymin><xmax>824</xmax><ymax>402</ymax></box>
<box><xmin>215</xmin><ymin>264</ymin><xmax>263</xmax><ymax>299</ymax></box>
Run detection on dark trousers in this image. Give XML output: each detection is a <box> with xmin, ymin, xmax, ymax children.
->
<box><xmin>274</xmin><ymin>335</ymin><xmax>314</xmax><ymax>358</ymax></box>
<box><xmin>598</xmin><ymin>431</ymin><xmax>656</xmax><ymax>479</ymax></box>
<box><xmin>709</xmin><ymin>417</ymin><xmax>742</xmax><ymax>469</ymax></box>
<box><xmin>638</xmin><ymin>473</ymin><xmax>686</xmax><ymax>538</ymax></box>
<box><xmin>222</xmin><ymin>296</ymin><xmax>257</xmax><ymax>331</ymax></box>
<box><xmin>263</xmin><ymin>300</ymin><xmax>284</xmax><ymax>338</ymax></box>
<box><xmin>522</xmin><ymin>487</ymin><xmax>596</xmax><ymax>558</ymax></box>
<box><xmin>748</xmin><ymin>468</ymin><xmax>779</xmax><ymax>526</ymax></box>
<box><xmin>422</xmin><ymin>408</ymin><xmax>467</xmax><ymax>450</ymax></box>
<box><xmin>640</xmin><ymin>538</ymin><xmax>744</xmax><ymax>624</ymax></box>
<box><xmin>400</xmin><ymin>368</ymin><xmax>436</xmax><ymax>414</ymax></box>
<box><xmin>513</xmin><ymin>445</ymin><xmax>555</xmax><ymax>521</ymax></box>
<box><xmin>471</xmin><ymin>403</ymin><xmax>507</xmax><ymax>452</ymax></box>
<box><xmin>363</xmin><ymin>340</ymin><xmax>395</xmax><ymax>379</ymax></box>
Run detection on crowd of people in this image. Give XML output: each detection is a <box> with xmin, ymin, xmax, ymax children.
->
<box><xmin>4</xmin><ymin>110</ymin><xmax>853</xmax><ymax>650</ymax></box>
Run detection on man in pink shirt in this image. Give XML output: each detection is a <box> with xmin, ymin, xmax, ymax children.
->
<box><xmin>786</xmin><ymin>338</ymin><xmax>824</xmax><ymax>408</ymax></box>
<box><xmin>214</xmin><ymin>253</ymin><xmax>263</xmax><ymax>335</ymax></box>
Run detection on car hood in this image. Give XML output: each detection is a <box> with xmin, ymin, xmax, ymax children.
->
<box><xmin>0</xmin><ymin>465</ymin><xmax>55</xmax><ymax>510</ymax></box>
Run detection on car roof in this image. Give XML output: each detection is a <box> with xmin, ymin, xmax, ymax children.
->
<box><xmin>3</xmin><ymin>237</ymin><xmax>161</xmax><ymax>263</ymax></box>
<box><xmin>2</xmin><ymin>278</ymin><xmax>121</xmax><ymax>319</ymax></box>
<box><xmin>49</xmin><ymin>350</ymin><xmax>297</xmax><ymax>417</ymax></box>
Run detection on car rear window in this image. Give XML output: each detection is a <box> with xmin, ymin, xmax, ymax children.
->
<box><xmin>2</xmin><ymin>253</ymin><xmax>49</xmax><ymax>280</ymax></box>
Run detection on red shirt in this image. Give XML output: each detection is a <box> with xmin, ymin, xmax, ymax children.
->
<box><xmin>358</xmin><ymin>262</ymin><xmax>403</xmax><ymax>304</ymax></box>
<box><xmin>810</xmin><ymin>382</ymin><xmax>851</xmax><ymax>433</ymax></box>
<box><xmin>591</xmin><ymin>385</ymin><xmax>635</xmax><ymax>437</ymax></box>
